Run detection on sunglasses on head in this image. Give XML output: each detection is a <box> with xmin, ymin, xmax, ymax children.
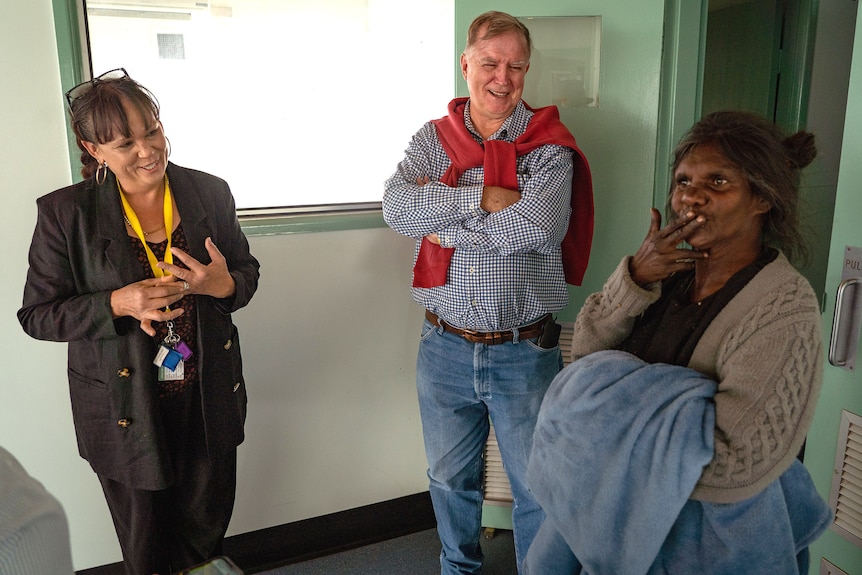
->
<box><xmin>65</xmin><ymin>68</ymin><xmax>129</xmax><ymax>111</ymax></box>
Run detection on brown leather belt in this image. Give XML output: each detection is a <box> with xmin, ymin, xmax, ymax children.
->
<box><xmin>425</xmin><ymin>310</ymin><xmax>550</xmax><ymax>345</ymax></box>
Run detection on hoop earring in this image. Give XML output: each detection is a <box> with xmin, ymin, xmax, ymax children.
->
<box><xmin>95</xmin><ymin>161</ymin><xmax>108</xmax><ymax>185</ymax></box>
<box><xmin>165</xmin><ymin>137</ymin><xmax>172</xmax><ymax>159</ymax></box>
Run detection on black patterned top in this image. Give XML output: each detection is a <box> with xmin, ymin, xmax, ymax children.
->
<box><xmin>130</xmin><ymin>224</ymin><xmax>199</xmax><ymax>399</ymax></box>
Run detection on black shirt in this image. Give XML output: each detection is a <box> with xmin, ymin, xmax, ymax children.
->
<box><xmin>616</xmin><ymin>248</ymin><xmax>778</xmax><ymax>366</ymax></box>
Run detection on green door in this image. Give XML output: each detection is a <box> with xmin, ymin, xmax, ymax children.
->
<box><xmin>455</xmin><ymin>0</ymin><xmax>667</xmax><ymax>321</ymax></box>
<box><xmin>805</xmin><ymin>6</ymin><xmax>862</xmax><ymax>573</ymax></box>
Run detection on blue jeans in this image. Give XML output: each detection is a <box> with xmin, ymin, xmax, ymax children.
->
<box><xmin>417</xmin><ymin>319</ymin><xmax>562</xmax><ymax>574</ymax></box>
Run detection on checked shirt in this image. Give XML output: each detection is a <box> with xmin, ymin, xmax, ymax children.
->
<box><xmin>383</xmin><ymin>100</ymin><xmax>575</xmax><ymax>332</ymax></box>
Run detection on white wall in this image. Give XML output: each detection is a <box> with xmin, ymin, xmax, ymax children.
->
<box><xmin>1</xmin><ymin>3</ymin><xmax>428</xmax><ymax>570</ymax></box>
<box><xmin>231</xmin><ymin>229</ymin><xmax>428</xmax><ymax>531</ymax></box>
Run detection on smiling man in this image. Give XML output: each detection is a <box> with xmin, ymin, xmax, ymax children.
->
<box><xmin>382</xmin><ymin>11</ymin><xmax>593</xmax><ymax>575</ymax></box>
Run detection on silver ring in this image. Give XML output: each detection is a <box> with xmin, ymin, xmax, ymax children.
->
<box><xmin>182</xmin><ymin>281</ymin><xmax>190</xmax><ymax>292</ymax></box>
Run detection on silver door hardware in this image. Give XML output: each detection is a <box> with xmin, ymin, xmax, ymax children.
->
<box><xmin>828</xmin><ymin>246</ymin><xmax>862</xmax><ymax>370</ymax></box>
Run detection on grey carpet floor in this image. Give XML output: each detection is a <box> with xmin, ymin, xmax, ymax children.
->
<box><xmin>257</xmin><ymin>528</ymin><xmax>517</xmax><ymax>575</ymax></box>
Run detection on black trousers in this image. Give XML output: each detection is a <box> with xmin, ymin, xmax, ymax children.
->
<box><xmin>97</xmin><ymin>386</ymin><xmax>238</xmax><ymax>575</ymax></box>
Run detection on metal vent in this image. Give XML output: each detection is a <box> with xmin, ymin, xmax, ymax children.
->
<box><xmin>88</xmin><ymin>8</ymin><xmax>192</xmax><ymax>20</ymax></box>
<box><xmin>482</xmin><ymin>321</ymin><xmax>576</xmax><ymax>508</ymax></box>
<box><xmin>158</xmin><ymin>33</ymin><xmax>185</xmax><ymax>59</ymax></box>
<box><xmin>829</xmin><ymin>410</ymin><xmax>862</xmax><ymax>548</ymax></box>
<box><xmin>559</xmin><ymin>321</ymin><xmax>576</xmax><ymax>366</ymax></box>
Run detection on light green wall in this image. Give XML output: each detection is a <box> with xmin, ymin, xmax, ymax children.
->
<box><xmin>52</xmin><ymin>0</ymin><xmax>86</xmax><ymax>177</ymax></box>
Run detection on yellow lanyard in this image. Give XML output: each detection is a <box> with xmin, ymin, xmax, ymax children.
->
<box><xmin>118</xmin><ymin>176</ymin><xmax>174</xmax><ymax>278</ymax></box>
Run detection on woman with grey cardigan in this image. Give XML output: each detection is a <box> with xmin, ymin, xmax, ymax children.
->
<box><xmin>526</xmin><ymin>111</ymin><xmax>829</xmax><ymax>574</ymax></box>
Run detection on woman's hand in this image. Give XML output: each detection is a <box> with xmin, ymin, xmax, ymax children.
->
<box><xmin>628</xmin><ymin>208</ymin><xmax>708</xmax><ymax>286</ymax></box>
<box><xmin>158</xmin><ymin>237</ymin><xmax>237</xmax><ymax>300</ymax></box>
<box><xmin>110</xmin><ymin>276</ymin><xmax>186</xmax><ymax>336</ymax></box>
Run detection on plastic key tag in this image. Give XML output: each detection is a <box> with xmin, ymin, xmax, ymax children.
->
<box><xmin>175</xmin><ymin>340</ymin><xmax>193</xmax><ymax>360</ymax></box>
<box><xmin>154</xmin><ymin>344</ymin><xmax>183</xmax><ymax>370</ymax></box>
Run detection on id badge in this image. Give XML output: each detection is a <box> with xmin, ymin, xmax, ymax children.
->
<box><xmin>158</xmin><ymin>361</ymin><xmax>185</xmax><ymax>381</ymax></box>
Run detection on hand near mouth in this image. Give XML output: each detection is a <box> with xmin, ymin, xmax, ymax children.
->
<box><xmin>628</xmin><ymin>208</ymin><xmax>708</xmax><ymax>287</ymax></box>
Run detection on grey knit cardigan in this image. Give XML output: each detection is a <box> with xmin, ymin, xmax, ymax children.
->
<box><xmin>571</xmin><ymin>252</ymin><xmax>823</xmax><ymax>503</ymax></box>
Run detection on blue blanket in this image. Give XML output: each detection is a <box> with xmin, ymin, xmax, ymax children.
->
<box><xmin>525</xmin><ymin>350</ymin><xmax>831</xmax><ymax>575</ymax></box>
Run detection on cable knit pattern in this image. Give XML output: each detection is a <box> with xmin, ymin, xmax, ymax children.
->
<box><xmin>572</xmin><ymin>253</ymin><xmax>823</xmax><ymax>503</ymax></box>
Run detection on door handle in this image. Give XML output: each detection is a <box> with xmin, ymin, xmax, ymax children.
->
<box><xmin>829</xmin><ymin>277</ymin><xmax>862</xmax><ymax>369</ymax></box>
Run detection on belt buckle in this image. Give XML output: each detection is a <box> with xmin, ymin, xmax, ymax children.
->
<box><xmin>461</xmin><ymin>328</ymin><xmax>481</xmax><ymax>344</ymax></box>
<box><xmin>462</xmin><ymin>329</ymin><xmax>506</xmax><ymax>345</ymax></box>
<box><xmin>489</xmin><ymin>331</ymin><xmax>505</xmax><ymax>345</ymax></box>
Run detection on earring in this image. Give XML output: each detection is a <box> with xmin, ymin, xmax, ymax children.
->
<box><xmin>95</xmin><ymin>161</ymin><xmax>108</xmax><ymax>185</ymax></box>
<box><xmin>165</xmin><ymin>137</ymin><xmax>172</xmax><ymax>159</ymax></box>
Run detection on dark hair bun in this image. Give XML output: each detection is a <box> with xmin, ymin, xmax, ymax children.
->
<box><xmin>784</xmin><ymin>131</ymin><xmax>816</xmax><ymax>169</ymax></box>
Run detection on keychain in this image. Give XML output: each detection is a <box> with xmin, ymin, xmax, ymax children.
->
<box><xmin>153</xmin><ymin>321</ymin><xmax>192</xmax><ymax>381</ymax></box>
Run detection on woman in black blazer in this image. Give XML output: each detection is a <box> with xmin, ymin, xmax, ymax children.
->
<box><xmin>18</xmin><ymin>69</ymin><xmax>260</xmax><ymax>575</ymax></box>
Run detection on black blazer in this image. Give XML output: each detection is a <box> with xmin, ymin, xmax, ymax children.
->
<box><xmin>18</xmin><ymin>163</ymin><xmax>260</xmax><ymax>490</ymax></box>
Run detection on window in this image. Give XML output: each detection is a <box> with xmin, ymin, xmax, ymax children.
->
<box><xmin>79</xmin><ymin>0</ymin><xmax>455</xmax><ymax>213</ymax></box>
<box><xmin>519</xmin><ymin>17</ymin><xmax>601</xmax><ymax>110</ymax></box>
